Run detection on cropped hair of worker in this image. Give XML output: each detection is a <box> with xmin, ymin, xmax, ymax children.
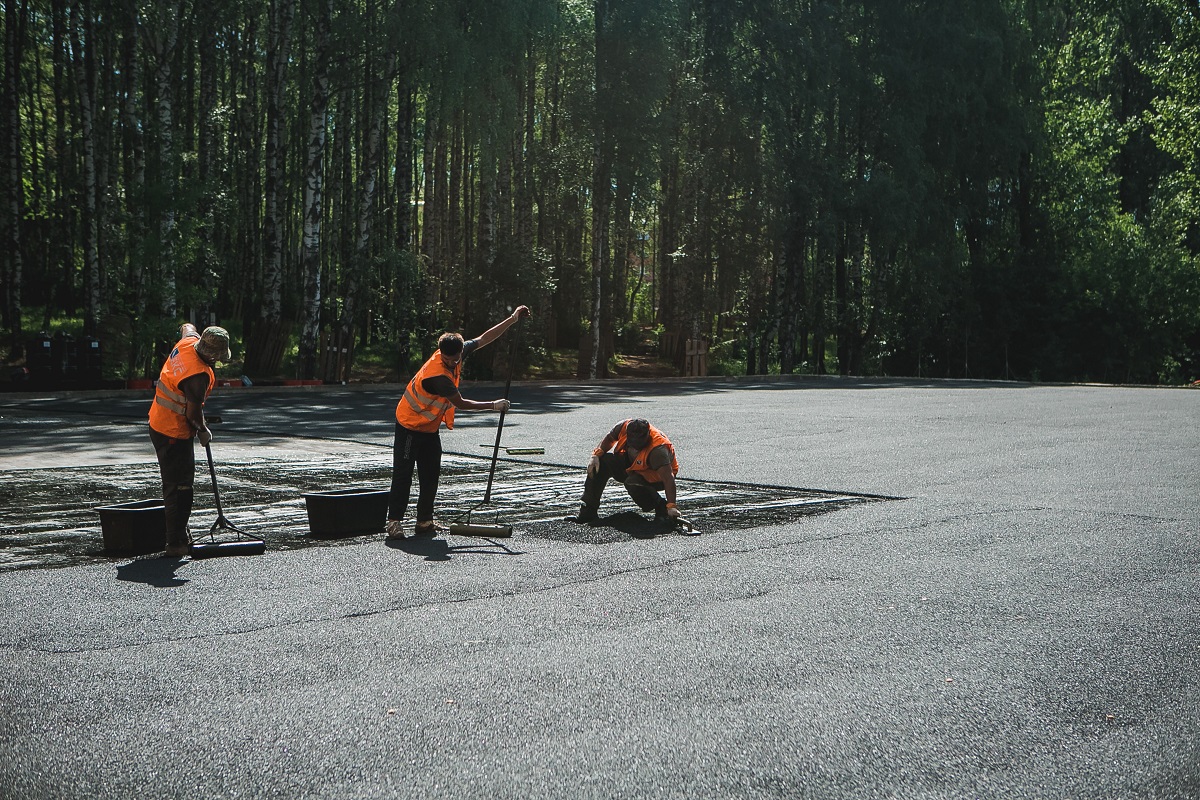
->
<box><xmin>147</xmin><ymin>323</ymin><xmax>232</xmax><ymax>558</ymax></box>
<box><xmin>569</xmin><ymin>418</ymin><xmax>681</xmax><ymax>524</ymax></box>
<box><xmin>386</xmin><ymin>305</ymin><xmax>531</xmax><ymax>540</ymax></box>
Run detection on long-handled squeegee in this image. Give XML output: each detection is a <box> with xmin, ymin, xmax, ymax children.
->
<box><xmin>449</xmin><ymin>326</ymin><xmax>521</xmax><ymax>538</ymax></box>
<box><xmin>190</xmin><ymin>441</ymin><xmax>267</xmax><ymax>558</ymax></box>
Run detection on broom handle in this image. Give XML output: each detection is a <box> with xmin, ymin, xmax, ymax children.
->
<box><xmin>204</xmin><ymin>441</ymin><xmax>225</xmax><ymax>518</ymax></box>
<box><xmin>483</xmin><ymin>329</ymin><xmax>518</xmax><ymax>503</ymax></box>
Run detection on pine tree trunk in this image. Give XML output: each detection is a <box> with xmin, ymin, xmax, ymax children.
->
<box><xmin>196</xmin><ymin>6</ymin><xmax>218</xmax><ymax>323</ymax></box>
<box><xmin>2</xmin><ymin>0</ymin><xmax>26</xmax><ymax>347</ymax></box>
<box><xmin>336</xmin><ymin>52</ymin><xmax>393</xmax><ymax>383</ymax></box>
<box><xmin>149</xmin><ymin>3</ymin><xmax>180</xmax><ymax>320</ymax></box>
<box><xmin>587</xmin><ymin>0</ymin><xmax>614</xmax><ymax>379</ymax></box>
<box><xmin>514</xmin><ymin>46</ymin><xmax>535</xmax><ymax>256</ymax></box>
<box><xmin>120</xmin><ymin>2</ymin><xmax>145</xmax><ymax>356</ymax></box>
<box><xmin>394</xmin><ymin>78</ymin><xmax>413</xmax><ymax>251</ymax></box>
<box><xmin>69</xmin><ymin>0</ymin><xmax>101</xmax><ymax>334</ymax></box>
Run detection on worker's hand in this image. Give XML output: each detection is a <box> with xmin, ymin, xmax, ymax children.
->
<box><xmin>587</xmin><ymin>455</ymin><xmax>600</xmax><ymax>476</ymax></box>
<box><xmin>197</xmin><ymin>426</ymin><xmax>213</xmax><ymax>445</ymax></box>
<box><xmin>512</xmin><ymin>305</ymin><xmax>531</xmax><ymax>321</ymax></box>
<box><xmin>666</xmin><ymin>505</ymin><xmax>681</xmax><ymax>519</ymax></box>
<box><xmin>492</xmin><ymin>399</ymin><xmax>511</xmax><ymax>413</ymax></box>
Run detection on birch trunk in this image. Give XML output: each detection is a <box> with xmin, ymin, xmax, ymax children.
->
<box><xmin>298</xmin><ymin>0</ymin><xmax>332</xmax><ymax>380</ymax></box>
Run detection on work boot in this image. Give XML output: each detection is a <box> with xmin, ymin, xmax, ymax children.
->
<box><xmin>568</xmin><ymin>504</ymin><xmax>599</xmax><ymax>524</ymax></box>
<box><xmin>163</xmin><ymin>528</ymin><xmax>191</xmax><ymax>558</ymax></box>
<box><xmin>385</xmin><ymin>519</ymin><xmax>406</xmax><ymax>540</ymax></box>
<box><xmin>413</xmin><ymin>520</ymin><xmax>447</xmax><ymax>537</ymax></box>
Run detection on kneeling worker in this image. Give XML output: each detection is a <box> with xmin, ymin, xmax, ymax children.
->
<box><xmin>570</xmin><ymin>418</ymin><xmax>682</xmax><ymax>524</ymax></box>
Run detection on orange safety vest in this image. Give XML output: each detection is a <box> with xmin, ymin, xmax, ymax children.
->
<box><xmin>395</xmin><ymin>351</ymin><xmax>460</xmax><ymax>432</ymax></box>
<box><xmin>612</xmin><ymin>420</ymin><xmax>679</xmax><ymax>481</ymax></box>
<box><xmin>148</xmin><ymin>336</ymin><xmax>215</xmax><ymax>439</ymax></box>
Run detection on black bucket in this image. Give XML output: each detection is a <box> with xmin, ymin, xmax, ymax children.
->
<box><xmin>301</xmin><ymin>488</ymin><xmax>389</xmax><ymax>537</ymax></box>
<box><xmin>95</xmin><ymin>499</ymin><xmax>166</xmax><ymax>554</ymax></box>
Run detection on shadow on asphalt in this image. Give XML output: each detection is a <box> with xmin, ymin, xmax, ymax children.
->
<box><xmin>2</xmin><ymin>374</ymin><xmax>1035</xmax><ymax>424</ymax></box>
<box><xmin>115</xmin><ymin>555</ymin><xmax>189</xmax><ymax>587</ymax></box>
<box><xmin>385</xmin><ymin>537</ymin><xmax>525</xmax><ymax>561</ymax></box>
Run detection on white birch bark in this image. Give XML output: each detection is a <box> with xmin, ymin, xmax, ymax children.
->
<box><xmin>298</xmin><ymin>0</ymin><xmax>332</xmax><ymax>379</ymax></box>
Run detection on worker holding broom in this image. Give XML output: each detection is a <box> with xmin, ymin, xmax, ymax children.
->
<box><xmin>386</xmin><ymin>305</ymin><xmax>531</xmax><ymax>540</ymax></box>
<box><xmin>148</xmin><ymin>323</ymin><xmax>233</xmax><ymax>557</ymax></box>
<box><xmin>569</xmin><ymin>418</ymin><xmax>683</xmax><ymax>525</ymax></box>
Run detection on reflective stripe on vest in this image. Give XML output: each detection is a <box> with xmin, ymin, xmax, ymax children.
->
<box><xmin>153</xmin><ymin>382</ymin><xmax>188</xmax><ymax>416</ymax></box>
<box><xmin>614</xmin><ymin>420</ymin><xmax>679</xmax><ymax>480</ymax></box>
<box><xmin>395</xmin><ymin>351</ymin><xmax>459</xmax><ymax>432</ymax></box>
<box><xmin>148</xmin><ymin>336</ymin><xmax>215</xmax><ymax>439</ymax></box>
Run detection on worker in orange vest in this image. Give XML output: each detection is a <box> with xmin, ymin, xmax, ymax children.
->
<box><xmin>387</xmin><ymin>305</ymin><xmax>531</xmax><ymax>539</ymax></box>
<box><xmin>148</xmin><ymin>323</ymin><xmax>233</xmax><ymax>557</ymax></box>
<box><xmin>569</xmin><ymin>418</ymin><xmax>683</xmax><ymax>525</ymax></box>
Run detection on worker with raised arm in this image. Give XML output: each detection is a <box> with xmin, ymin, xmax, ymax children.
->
<box><xmin>386</xmin><ymin>305</ymin><xmax>531</xmax><ymax>540</ymax></box>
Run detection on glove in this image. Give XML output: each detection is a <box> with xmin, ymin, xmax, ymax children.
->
<box><xmin>493</xmin><ymin>399</ymin><xmax>511</xmax><ymax>413</ymax></box>
<box><xmin>666</xmin><ymin>505</ymin><xmax>681</xmax><ymax>519</ymax></box>
<box><xmin>587</xmin><ymin>455</ymin><xmax>600</xmax><ymax>476</ymax></box>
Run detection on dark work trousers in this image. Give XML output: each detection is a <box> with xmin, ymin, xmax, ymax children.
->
<box><xmin>149</xmin><ymin>427</ymin><xmax>196</xmax><ymax>547</ymax></box>
<box><xmin>389</xmin><ymin>423</ymin><xmax>442</xmax><ymax>523</ymax></box>
<box><xmin>581</xmin><ymin>452</ymin><xmax>666</xmax><ymax>513</ymax></box>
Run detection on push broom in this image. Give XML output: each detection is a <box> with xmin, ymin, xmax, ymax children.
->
<box><xmin>190</xmin><ymin>441</ymin><xmax>267</xmax><ymax>558</ymax></box>
<box><xmin>449</xmin><ymin>328</ymin><xmax>520</xmax><ymax>538</ymax></box>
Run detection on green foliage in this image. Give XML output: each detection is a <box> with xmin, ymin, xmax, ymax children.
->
<box><xmin>3</xmin><ymin>0</ymin><xmax>1198</xmax><ymax>385</ymax></box>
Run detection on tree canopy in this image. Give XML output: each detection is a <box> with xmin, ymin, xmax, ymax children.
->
<box><xmin>2</xmin><ymin>0</ymin><xmax>1198</xmax><ymax>384</ymax></box>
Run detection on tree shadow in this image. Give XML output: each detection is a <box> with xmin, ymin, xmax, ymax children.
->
<box><xmin>385</xmin><ymin>537</ymin><xmax>524</xmax><ymax>562</ymax></box>
<box><xmin>115</xmin><ymin>554</ymin><xmax>189</xmax><ymax>587</ymax></box>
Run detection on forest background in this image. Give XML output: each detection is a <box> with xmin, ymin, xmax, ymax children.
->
<box><xmin>2</xmin><ymin>0</ymin><xmax>1198</xmax><ymax>385</ymax></box>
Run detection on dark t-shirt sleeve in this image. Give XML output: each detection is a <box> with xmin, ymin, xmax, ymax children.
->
<box><xmin>645</xmin><ymin>444</ymin><xmax>672</xmax><ymax>471</ymax></box>
<box><xmin>420</xmin><ymin>339</ymin><xmax>478</xmax><ymax>397</ymax></box>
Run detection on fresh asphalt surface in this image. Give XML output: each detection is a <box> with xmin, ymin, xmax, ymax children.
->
<box><xmin>0</xmin><ymin>376</ymin><xmax>1197</xmax><ymax>799</ymax></box>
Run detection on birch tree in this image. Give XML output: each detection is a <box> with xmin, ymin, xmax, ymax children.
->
<box><xmin>297</xmin><ymin>0</ymin><xmax>332</xmax><ymax>380</ymax></box>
